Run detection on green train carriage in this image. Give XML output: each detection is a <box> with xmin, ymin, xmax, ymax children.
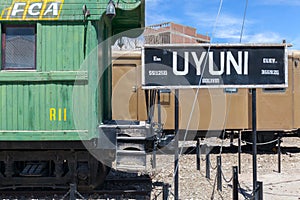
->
<box><xmin>0</xmin><ymin>0</ymin><xmax>145</xmax><ymax>189</ymax></box>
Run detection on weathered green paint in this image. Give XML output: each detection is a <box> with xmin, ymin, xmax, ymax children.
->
<box><xmin>0</xmin><ymin>0</ymin><xmax>144</xmax><ymax>141</ymax></box>
<box><xmin>113</xmin><ymin>1</ymin><xmax>145</xmax><ymax>36</ymax></box>
<box><xmin>0</xmin><ymin>131</ymin><xmax>87</xmax><ymax>141</ymax></box>
<box><xmin>0</xmin><ymin>71</ymin><xmax>88</xmax><ymax>81</ymax></box>
<box><xmin>0</xmin><ymin>82</ymin><xmax>84</xmax><ymax>128</ymax></box>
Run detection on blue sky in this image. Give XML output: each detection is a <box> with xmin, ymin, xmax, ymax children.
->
<box><xmin>145</xmin><ymin>0</ymin><xmax>300</xmax><ymax>49</ymax></box>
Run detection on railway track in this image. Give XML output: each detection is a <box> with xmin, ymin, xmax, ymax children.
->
<box><xmin>0</xmin><ymin>174</ymin><xmax>152</xmax><ymax>199</ymax></box>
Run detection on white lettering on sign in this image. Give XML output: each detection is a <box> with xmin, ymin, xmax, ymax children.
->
<box><xmin>263</xmin><ymin>58</ymin><xmax>277</xmax><ymax>64</ymax></box>
<box><xmin>209</xmin><ymin>51</ymin><xmax>223</xmax><ymax>75</ymax></box>
<box><xmin>28</xmin><ymin>3</ymin><xmax>42</xmax><ymax>16</ymax></box>
<box><xmin>191</xmin><ymin>51</ymin><xmax>206</xmax><ymax>75</ymax></box>
<box><xmin>172</xmin><ymin>51</ymin><xmax>249</xmax><ymax>76</ymax></box>
<box><xmin>173</xmin><ymin>51</ymin><xmax>189</xmax><ymax>75</ymax></box>
<box><xmin>153</xmin><ymin>56</ymin><xmax>162</xmax><ymax>62</ymax></box>
<box><xmin>11</xmin><ymin>2</ymin><xmax>26</xmax><ymax>16</ymax></box>
<box><xmin>149</xmin><ymin>70</ymin><xmax>168</xmax><ymax>76</ymax></box>
<box><xmin>202</xmin><ymin>78</ymin><xmax>220</xmax><ymax>84</ymax></box>
<box><xmin>44</xmin><ymin>3</ymin><xmax>59</xmax><ymax>16</ymax></box>
<box><xmin>0</xmin><ymin>0</ymin><xmax>64</xmax><ymax>20</ymax></box>
<box><xmin>261</xmin><ymin>70</ymin><xmax>279</xmax><ymax>75</ymax></box>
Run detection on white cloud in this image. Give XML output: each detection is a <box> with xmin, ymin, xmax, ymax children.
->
<box><xmin>187</xmin><ymin>11</ymin><xmax>251</xmax><ymax>42</ymax></box>
<box><xmin>214</xmin><ymin>15</ymin><xmax>246</xmax><ymax>41</ymax></box>
<box><xmin>146</xmin><ymin>13</ymin><xmax>174</xmax><ymax>25</ymax></box>
<box><xmin>145</xmin><ymin>0</ymin><xmax>164</xmax><ymax>25</ymax></box>
<box><xmin>145</xmin><ymin>0</ymin><xmax>181</xmax><ymax>25</ymax></box>
<box><xmin>185</xmin><ymin>9</ymin><xmax>285</xmax><ymax>44</ymax></box>
<box><xmin>244</xmin><ymin>32</ymin><xmax>282</xmax><ymax>43</ymax></box>
<box><xmin>259</xmin><ymin>0</ymin><xmax>300</xmax><ymax>6</ymax></box>
<box><xmin>145</xmin><ymin>0</ymin><xmax>290</xmax><ymax>45</ymax></box>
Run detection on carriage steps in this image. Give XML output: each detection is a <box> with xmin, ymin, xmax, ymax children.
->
<box><xmin>115</xmin><ymin>123</ymin><xmax>151</xmax><ymax>172</ymax></box>
<box><xmin>99</xmin><ymin>121</ymin><xmax>153</xmax><ymax>172</ymax></box>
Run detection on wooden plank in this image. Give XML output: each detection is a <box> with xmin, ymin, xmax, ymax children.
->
<box><xmin>0</xmin><ymin>71</ymin><xmax>88</xmax><ymax>81</ymax></box>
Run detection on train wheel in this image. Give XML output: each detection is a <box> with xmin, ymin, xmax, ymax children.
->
<box><xmin>77</xmin><ymin>160</ymin><xmax>110</xmax><ymax>190</ymax></box>
<box><xmin>242</xmin><ymin>131</ymin><xmax>278</xmax><ymax>151</ymax></box>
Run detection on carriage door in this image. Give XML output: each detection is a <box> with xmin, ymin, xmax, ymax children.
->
<box><xmin>112</xmin><ymin>61</ymin><xmax>138</xmax><ymax>120</ymax></box>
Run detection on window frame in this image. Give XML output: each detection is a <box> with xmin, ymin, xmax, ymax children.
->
<box><xmin>262</xmin><ymin>88</ymin><xmax>287</xmax><ymax>93</ymax></box>
<box><xmin>1</xmin><ymin>24</ymin><xmax>37</xmax><ymax>70</ymax></box>
<box><xmin>224</xmin><ymin>88</ymin><xmax>238</xmax><ymax>94</ymax></box>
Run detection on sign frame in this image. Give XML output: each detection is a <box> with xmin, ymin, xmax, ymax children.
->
<box><xmin>142</xmin><ymin>43</ymin><xmax>288</xmax><ymax>89</ymax></box>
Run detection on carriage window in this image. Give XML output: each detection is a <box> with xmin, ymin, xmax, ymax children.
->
<box><xmin>2</xmin><ymin>25</ymin><xmax>36</xmax><ymax>70</ymax></box>
<box><xmin>224</xmin><ymin>88</ymin><xmax>238</xmax><ymax>93</ymax></box>
<box><xmin>263</xmin><ymin>88</ymin><xmax>286</xmax><ymax>93</ymax></box>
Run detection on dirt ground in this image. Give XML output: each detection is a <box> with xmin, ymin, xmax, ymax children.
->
<box><xmin>149</xmin><ymin>137</ymin><xmax>300</xmax><ymax>200</ymax></box>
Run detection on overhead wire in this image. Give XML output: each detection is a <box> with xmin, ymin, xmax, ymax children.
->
<box><xmin>220</xmin><ymin>0</ymin><xmax>248</xmax><ymax>157</ymax></box>
<box><xmin>217</xmin><ymin>0</ymin><xmax>251</xmax><ymax>198</ymax></box>
<box><xmin>240</xmin><ymin>0</ymin><xmax>249</xmax><ymax>43</ymax></box>
<box><xmin>169</xmin><ymin>0</ymin><xmax>251</xmax><ymax>198</ymax></box>
<box><xmin>172</xmin><ymin>0</ymin><xmax>249</xmax><ymax>198</ymax></box>
<box><xmin>178</xmin><ymin>0</ymin><xmax>224</xmax><ymax>157</ymax></box>
<box><xmin>215</xmin><ymin>0</ymin><xmax>250</xmax><ymax>196</ymax></box>
<box><xmin>172</xmin><ymin>0</ymin><xmax>225</xmax><ymax>198</ymax></box>
<box><xmin>175</xmin><ymin>0</ymin><xmax>225</xmax><ymax>173</ymax></box>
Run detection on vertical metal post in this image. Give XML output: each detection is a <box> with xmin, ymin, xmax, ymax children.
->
<box><xmin>152</xmin><ymin>90</ymin><xmax>161</xmax><ymax>170</ymax></box>
<box><xmin>238</xmin><ymin>131</ymin><xmax>242</xmax><ymax>174</ymax></box>
<box><xmin>233</xmin><ymin>166</ymin><xmax>239</xmax><ymax>200</ymax></box>
<box><xmin>145</xmin><ymin>90</ymin><xmax>150</xmax><ymax>124</ymax></box>
<box><xmin>69</xmin><ymin>184</ymin><xmax>76</xmax><ymax>200</ymax></box>
<box><xmin>217</xmin><ymin>156</ymin><xmax>222</xmax><ymax>191</ymax></box>
<box><xmin>277</xmin><ymin>136</ymin><xmax>281</xmax><ymax>173</ymax></box>
<box><xmin>230</xmin><ymin>132</ymin><xmax>234</xmax><ymax>147</ymax></box>
<box><xmin>174</xmin><ymin>89</ymin><xmax>179</xmax><ymax>200</ymax></box>
<box><xmin>152</xmin><ymin>141</ymin><xmax>157</xmax><ymax>169</ymax></box>
<box><xmin>4</xmin><ymin>160</ymin><xmax>13</xmax><ymax>177</ymax></box>
<box><xmin>257</xmin><ymin>181</ymin><xmax>263</xmax><ymax>200</ymax></box>
<box><xmin>196</xmin><ymin>139</ymin><xmax>200</xmax><ymax>171</ymax></box>
<box><xmin>147</xmin><ymin>90</ymin><xmax>157</xmax><ymax>124</ymax></box>
<box><xmin>205</xmin><ymin>145</ymin><xmax>210</xmax><ymax>179</ymax></box>
<box><xmin>157</xmin><ymin>90</ymin><xmax>162</xmax><ymax>128</ymax></box>
<box><xmin>252</xmin><ymin>88</ymin><xmax>258</xmax><ymax>200</ymax></box>
<box><xmin>163</xmin><ymin>183</ymin><xmax>170</xmax><ymax>200</ymax></box>
<box><xmin>150</xmin><ymin>90</ymin><xmax>157</xmax><ymax>123</ymax></box>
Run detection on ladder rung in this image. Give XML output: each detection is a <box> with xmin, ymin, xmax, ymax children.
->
<box><xmin>116</xmin><ymin>165</ymin><xmax>146</xmax><ymax>171</ymax></box>
<box><xmin>117</xmin><ymin>150</ymin><xmax>146</xmax><ymax>155</ymax></box>
<box><xmin>117</xmin><ymin>136</ymin><xmax>147</xmax><ymax>140</ymax></box>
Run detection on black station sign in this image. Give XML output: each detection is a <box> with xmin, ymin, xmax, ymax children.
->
<box><xmin>142</xmin><ymin>44</ymin><xmax>288</xmax><ymax>89</ymax></box>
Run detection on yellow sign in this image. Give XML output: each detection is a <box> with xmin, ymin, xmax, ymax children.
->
<box><xmin>0</xmin><ymin>0</ymin><xmax>64</xmax><ymax>20</ymax></box>
<box><xmin>49</xmin><ymin>108</ymin><xmax>67</xmax><ymax>121</ymax></box>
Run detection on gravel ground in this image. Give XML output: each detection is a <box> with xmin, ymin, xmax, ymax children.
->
<box><xmin>1</xmin><ymin>137</ymin><xmax>298</xmax><ymax>200</ymax></box>
<box><xmin>149</xmin><ymin>137</ymin><xmax>300</xmax><ymax>200</ymax></box>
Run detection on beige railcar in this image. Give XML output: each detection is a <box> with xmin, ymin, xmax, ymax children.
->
<box><xmin>292</xmin><ymin>51</ymin><xmax>300</xmax><ymax>129</ymax></box>
<box><xmin>249</xmin><ymin>51</ymin><xmax>300</xmax><ymax>132</ymax></box>
<box><xmin>112</xmin><ymin>51</ymin><xmax>147</xmax><ymax>121</ymax></box>
<box><xmin>112</xmin><ymin>50</ymin><xmax>249</xmax><ymax>135</ymax></box>
<box><xmin>112</xmin><ymin>49</ymin><xmax>300</xmax><ymax>145</ymax></box>
<box><xmin>147</xmin><ymin>88</ymin><xmax>249</xmax><ymax>133</ymax></box>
